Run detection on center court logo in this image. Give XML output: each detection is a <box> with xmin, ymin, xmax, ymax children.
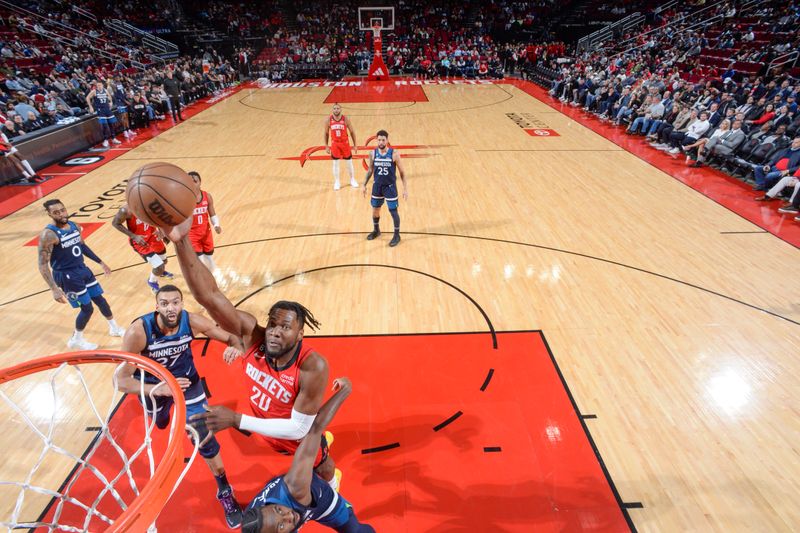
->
<box><xmin>279</xmin><ymin>135</ymin><xmax>454</xmax><ymax>169</ymax></box>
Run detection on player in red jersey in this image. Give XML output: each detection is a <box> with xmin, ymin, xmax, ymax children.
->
<box><xmin>188</xmin><ymin>171</ymin><xmax>222</xmax><ymax>271</ymax></box>
<box><xmin>323</xmin><ymin>103</ymin><xmax>358</xmax><ymax>190</ymax></box>
<box><xmin>163</xmin><ymin>220</ymin><xmax>343</xmax><ymax>491</ymax></box>
<box><xmin>112</xmin><ymin>204</ymin><xmax>173</xmax><ymax>293</ymax></box>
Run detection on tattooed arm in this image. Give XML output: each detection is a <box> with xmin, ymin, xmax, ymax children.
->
<box><xmin>38</xmin><ymin>228</ymin><xmax>67</xmax><ymax>304</ymax></box>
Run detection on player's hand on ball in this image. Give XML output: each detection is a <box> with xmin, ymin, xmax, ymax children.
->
<box><xmin>332</xmin><ymin>377</ymin><xmax>352</xmax><ymax>396</ymax></box>
<box><xmin>190</xmin><ymin>405</ymin><xmax>240</xmax><ymax>433</ymax></box>
<box><xmin>222</xmin><ymin>345</ymin><xmax>243</xmax><ymax>364</ymax></box>
<box><xmin>164</xmin><ymin>216</ymin><xmax>192</xmax><ymax>242</ymax></box>
<box><xmin>52</xmin><ymin>288</ymin><xmax>67</xmax><ymax>304</ymax></box>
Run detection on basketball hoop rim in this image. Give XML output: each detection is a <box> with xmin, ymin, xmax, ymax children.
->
<box><xmin>0</xmin><ymin>350</ymin><xmax>187</xmax><ymax>533</ymax></box>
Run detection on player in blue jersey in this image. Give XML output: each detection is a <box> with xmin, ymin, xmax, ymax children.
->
<box><xmin>362</xmin><ymin>129</ymin><xmax>408</xmax><ymax>247</ymax></box>
<box><xmin>37</xmin><ymin>199</ymin><xmax>125</xmax><ymax>350</ymax></box>
<box><xmin>241</xmin><ymin>377</ymin><xmax>374</xmax><ymax>533</ymax></box>
<box><xmin>115</xmin><ymin>284</ymin><xmax>246</xmax><ymax>529</ymax></box>
<box><xmin>86</xmin><ymin>80</ymin><xmax>121</xmax><ymax>148</ymax></box>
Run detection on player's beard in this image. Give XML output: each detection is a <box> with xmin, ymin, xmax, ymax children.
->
<box><xmin>158</xmin><ymin>311</ymin><xmax>180</xmax><ymax>329</ymax></box>
<box><xmin>265</xmin><ymin>340</ymin><xmax>296</xmax><ymax>360</ymax></box>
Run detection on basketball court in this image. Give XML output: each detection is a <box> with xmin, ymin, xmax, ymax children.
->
<box><xmin>1</xmin><ymin>11</ymin><xmax>799</xmax><ymax>531</ymax></box>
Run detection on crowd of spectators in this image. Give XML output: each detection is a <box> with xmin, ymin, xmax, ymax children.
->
<box><xmin>1</xmin><ymin>2</ymin><xmax>239</xmax><ymax>183</ymax></box>
<box><xmin>250</xmin><ymin>0</ymin><xmax>567</xmax><ymax>82</ymax></box>
<box><xmin>535</xmin><ymin>0</ymin><xmax>800</xmax><ymax>219</ymax></box>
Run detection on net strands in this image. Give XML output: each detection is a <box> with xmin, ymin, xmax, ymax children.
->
<box><xmin>0</xmin><ymin>353</ymin><xmax>199</xmax><ymax>532</ymax></box>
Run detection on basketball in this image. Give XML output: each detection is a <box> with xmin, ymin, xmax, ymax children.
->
<box><xmin>125</xmin><ymin>162</ymin><xmax>198</xmax><ymax>228</ymax></box>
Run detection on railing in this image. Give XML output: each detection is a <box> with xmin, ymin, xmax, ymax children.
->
<box><xmin>71</xmin><ymin>5</ymin><xmax>98</xmax><ymax>23</ymax></box>
<box><xmin>575</xmin><ymin>0</ymin><xmax>683</xmax><ymax>54</ymax></box>
<box><xmin>609</xmin><ymin>0</ymin><xmax>763</xmax><ymax>59</ymax></box>
<box><xmin>577</xmin><ymin>11</ymin><xmax>641</xmax><ymax>53</ymax></box>
<box><xmin>0</xmin><ymin>0</ymin><xmax>149</xmax><ymax>70</ymax></box>
<box><xmin>104</xmin><ymin>19</ymin><xmax>179</xmax><ymax>59</ymax></box>
<box><xmin>766</xmin><ymin>50</ymin><xmax>799</xmax><ymax>77</ymax></box>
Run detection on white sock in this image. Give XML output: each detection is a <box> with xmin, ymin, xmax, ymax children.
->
<box><xmin>149</xmin><ymin>273</ymin><xmax>158</xmax><ymax>283</ymax></box>
<box><xmin>22</xmin><ymin>160</ymin><xmax>35</xmax><ymax>174</ymax></box>
<box><xmin>332</xmin><ymin>159</ymin><xmax>340</xmax><ymax>181</ymax></box>
<box><xmin>107</xmin><ymin>319</ymin><xmax>119</xmax><ymax>329</ymax></box>
<box><xmin>72</xmin><ymin>330</ymin><xmax>84</xmax><ymax>340</ymax></box>
<box><xmin>347</xmin><ymin>159</ymin><xmax>355</xmax><ymax>180</ymax></box>
<box><xmin>199</xmin><ymin>254</ymin><xmax>217</xmax><ymax>271</ymax></box>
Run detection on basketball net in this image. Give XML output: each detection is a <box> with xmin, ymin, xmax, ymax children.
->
<box><xmin>0</xmin><ymin>351</ymin><xmax>199</xmax><ymax>533</ymax></box>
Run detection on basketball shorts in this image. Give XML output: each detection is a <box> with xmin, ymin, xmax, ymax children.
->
<box><xmin>317</xmin><ymin>497</ymin><xmax>357</xmax><ymax>529</ymax></box>
<box><xmin>138</xmin><ymin>379</ymin><xmax>220</xmax><ymax>458</ymax></box>
<box><xmin>52</xmin><ymin>265</ymin><xmax>104</xmax><ymax>308</ymax></box>
<box><xmin>97</xmin><ymin>108</ymin><xmax>117</xmax><ymax>124</ymax></box>
<box><xmin>330</xmin><ymin>142</ymin><xmax>352</xmax><ymax>160</ymax></box>
<box><xmin>257</xmin><ymin>431</ymin><xmax>330</xmax><ymax>468</ymax></box>
<box><xmin>371</xmin><ymin>182</ymin><xmax>398</xmax><ymax>209</ymax></box>
<box><xmin>189</xmin><ymin>227</ymin><xmax>214</xmax><ymax>254</ymax></box>
<box><xmin>131</xmin><ymin>236</ymin><xmax>166</xmax><ymax>259</ymax></box>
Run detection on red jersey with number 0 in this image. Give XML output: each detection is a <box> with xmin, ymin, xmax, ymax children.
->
<box><xmin>190</xmin><ymin>190</ymin><xmax>210</xmax><ymax>237</ymax></box>
<box><xmin>242</xmin><ymin>333</ymin><xmax>314</xmax><ymax>420</ymax></box>
<box><xmin>329</xmin><ymin>114</ymin><xmax>349</xmax><ymax>145</ymax></box>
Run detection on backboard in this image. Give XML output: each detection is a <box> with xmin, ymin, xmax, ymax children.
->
<box><xmin>358</xmin><ymin>6</ymin><xmax>395</xmax><ymax>31</ymax></box>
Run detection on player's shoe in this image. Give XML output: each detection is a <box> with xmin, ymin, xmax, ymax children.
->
<box><xmin>108</xmin><ymin>325</ymin><xmax>126</xmax><ymax>337</ymax></box>
<box><xmin>147</xmin><ymin>280</ymin><xmax>160</xmax><ymax>294</ymax></box>
<box><xmin>366</xmin><ymin>230</ymin><xmax>381</xmax><ymax>240</ymax></box>
<box><xmin>350</xmin><ymin>178</ymin><xmax>359</xmax><ymax>188</ymax></box>
<box><xmin>102</xmin><ymin>140</ymin><xmax>109</xmax><ymax>148</ymax></box>
<box><xmin>67</xmin><ymin>337</ymin><xmax>98</xmax><ymax>351</ymax></box>
<box><xmin>111</xmin><ymin>138</ymin><xmax>121</xmax><ymax>145</ymax></box>
<box><xmin>333</xmin><ymin>179</ymin><xmax>341</xmax><ymax>190</ymax></box>
<box><xmin>160</xmin><ymin>271</ymin><xmax>175</xmax><ymax>279</ymax></box>
<box><xmin>216</xmin><ymin>487</ymin><xmax>243</xmax><ymax>529</ymax></box>
<box><xmin>389</xmin><ymin>233</ymin><xmax>401</xmax><ymax>247</ymax></box>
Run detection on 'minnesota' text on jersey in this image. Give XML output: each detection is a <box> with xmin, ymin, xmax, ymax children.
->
<box><xmin>372</xmin><ymin>147</ymin><xmax>395</xmax><ymax>185</ymax></box>
<box><xmin>137</xmin><ymin>310</ymin><xmax>198</xmax><ymax>384</ymax></box>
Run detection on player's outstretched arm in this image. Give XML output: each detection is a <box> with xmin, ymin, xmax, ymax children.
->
<box><xmin>323</xmin><ymin>117</ymin><xmax>330</xmax><ymax>153</ymax></box>
<box><xmin>284</xmin><ymin>377</ymin><xmax>352</xmax><ymax>504</ymax></box>
<box><xmin>37</xmin><ymin>228</ymin><xmax>66</xmax><ymax>304</ymax></box>
<box><xmin>115</xmin><ymin>320</ymin><xmax>190</xmax><ymax>396</ymax></box>
<box><xmin>188</xmin><ymin>312</ymin><xmax>244</xmax><ymax>353</ymax></box>
<box><xmin>167</xmin><ymin>219</ymin><xmax>257</xmax><ymax>339</ymax></box>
